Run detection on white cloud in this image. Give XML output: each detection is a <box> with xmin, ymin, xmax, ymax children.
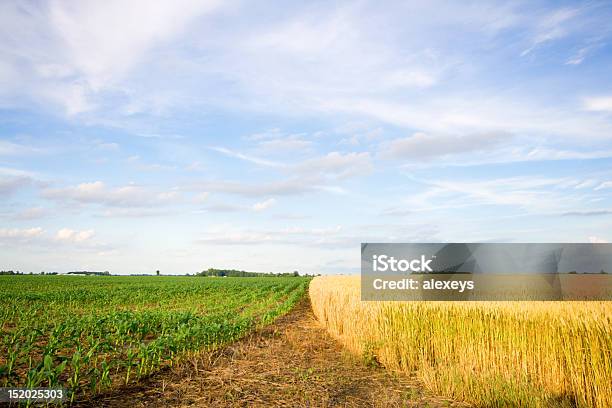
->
<box><xmin>197</xmin><ymin>230</ymin><xmax>275</xmax><ymax>245</ymax></box>
<box><xmin>334</xmin><ymin>123</ymin><xmax>384</xmax><ymax>147</ymax></box>
<box><xmin>381</xmin><ymin>69</ymin><xmax>436</xmax><ymax>88</ymax></box>
<box><xmin>573</xmin><ymin>180</ymin><xmax>598</xmax><ymax>189</ymax></box>
<box><xmin>0</xmin><ymin>176</ymin><xmax>32</xmax><ymax>195</ymax></box>
<box><xmin>0</xmin><ymin>226</ymin><xmax>107</xmax><ymax>251</ymax></box>
<box><xmin>520</xmin><ymin>7</ymin><xmax>579</xmax><ymax>56</ymax></box>
<box><xmin>196</xmin><ymin>225</ymin><xmax>345</xmax><ymax>246</ymax></box>
<box><xmin>49</xmin><ymin>1</ymin><xmax>221</xmax><ymax>88</ymax></box>
<box><xmin>0</xmin><ymin>227</ymin><xmax>44</xmax><ymax>240</ymax></box>
<box><xmin>12</xmin><ymin>207</ymin><xmax>48</xmax><ymax>221</ymax></box>
<box><xmin>195</xmin><ymin>223</ymin><xmax>438</xmax><ymax>249</ymax></box>
<box><xmin>190</xmin><ymin>178</ymin><xmax>319</xmax><ymax>197</ymax></box>
<box><xmin>0</xmin><ymin>141</ymin><xmax>43</xmax><ymax>156</ymax></box>
<box><xmin>381</xmin><ymin>131</ymin><xmax>510</xmax><ymax>160</ymax></box>
<box><xmin>321</xmin><ymin>95</ymin><xmax>612</xmax><ymax>141</ymax></box>
<box><xmin>1</xmin><ymin>1</ymin><xmax>609</xmax><ymax>149</ymax></box>
<box><xmin>95</xmin><ymin>208</ymin><xmax>174</xmax><ymax>218</ymax></box>
<box><xmin>198</xmin><ymin>198</ymin><xmax>277</xmax><ymax>213</ymax></box>
<box><xmin>594</xmin><ymin>181</ymin><xmax>612</xmax><ymax>191</ymax></box>
<box><xmin>125</xmin><ymin>155</ymin><xmax>176</xmax><ymax>171</ymax></box>
<box><xmin>588</xmin><ymin>236</ymin><xmax>608</xmax><ymax>243</ymax></box>
<box><xmin>0</xmin><ymin>0</ymin><xmax>224</xmax><ymax>115</ymax></box>
<box><xmin>55</xmin><ymin>228</ymin><xmax>95</xmax><ymax>243</ymax></box>
<box><xmin>565</xmin><ymin>43</ymin><xmax>601</xmax><ymax>65</ymax></box>
<box><xmin>95</xmin><ymin>141</ymin><xmax>119</xmax><ymax>150</ymax></box>
<box><xmin>0</xmin><ymin>167</ymin><xmax>37</xmax><ymax>178</ymax></box>
<box><xmin>583</xmin><ymin>96</ymin><xmax>612</xmax><ymax>113</ymax></box>
<box><xmin>42</xmin><ymin>181</ymin><xmax>180</xmax><ymax>207</ymax></box>
<box><xmin>185</xmin><ymin>161</ymin><xmax>206</xmax><ymax>172</ymax></box>
<box><xmin>523</xmin><ymin>148</ymin><xmax>612</xmax><ymax>161</ymax></box>
<box><xmin>562</xmin><ymin>210</ymin><xmax>612</xmax><ymax>217</ymax></box>
<box><xmin>210</xmin><ymin>147</ymin><xmax>284</xmax><ymax>168</ymax></box>
<box><xmin>201</xmin><ymin>203</ymin><xmax>249</xmax><ymax>214</ymax></box>
<box><xmin>252</xmin><ymin>198</ymin><xmax>276</xmax><ymax>212</ymax></box>
<box><xmin>397</xmin><ymin>146</ymin><xmax>612</xmax><ymax>169</ymax></box>
<box><xmin>193</xmin><ymin>192</ymin><xmax>210</xmax><ymax>203</ymax></box>
<box><xmin>296</xmin><ymin>152</ymin><xmax>372</xmax><ymax>179</ymax></box>
<box><xmin>400</xmin><ymin>176</ymin><xmax>592</xmax><ymax>214</ymax></box>
<box><xmin>188</xmin><ymin>150</ymin><xmax>371</xmax><ymax>202</ymax></box>
<box><xmin>255</xmin><ymin>136</ymin><xmax>312</xmax><ymax>154</ymax></box>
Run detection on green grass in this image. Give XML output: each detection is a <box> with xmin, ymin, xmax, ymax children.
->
<box><xmin>0</xmin><ymin>275</ymin><xmax>309</xmax><ymax>402</ymax></box>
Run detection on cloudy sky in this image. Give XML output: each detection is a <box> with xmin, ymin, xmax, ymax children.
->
<box><xmin>1</xmin><ymin>0</ymin><xmax>612</xmax><ymax>274</ymax></box>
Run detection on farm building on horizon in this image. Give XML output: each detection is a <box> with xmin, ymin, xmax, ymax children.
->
<box><xmin>66</xmin><ymin>271</ymin><xmax>111</xmax><ymax>276</ymax></box>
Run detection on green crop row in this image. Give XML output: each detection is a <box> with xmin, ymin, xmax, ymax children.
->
<box><xmin>0</xmin><ymin>275</ymin><xmax>309</xmax><ymax>403</ymax></box>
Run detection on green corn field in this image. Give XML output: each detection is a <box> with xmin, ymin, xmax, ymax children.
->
<box><xmin>0</xmin><ymin>275</ymin><xmax>309</xmax><ymax>402</ymax></box>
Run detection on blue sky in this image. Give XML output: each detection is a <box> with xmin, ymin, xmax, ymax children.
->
<box><xmin>1</xmin><ymin>0</ymin><xmax>612</xmax><ymax>274</ymax></box>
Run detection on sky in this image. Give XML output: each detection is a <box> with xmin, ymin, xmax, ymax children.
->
<box><xmin>1</xmin><ymin>0</ymin><xmax>612</xmax><ymax>275</ymax></box>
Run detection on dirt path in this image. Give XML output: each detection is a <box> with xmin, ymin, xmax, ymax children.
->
<box><xmin>76</xmin><ymin>299</ymin><xmax>466</xmax><ymax>407</ymax></box>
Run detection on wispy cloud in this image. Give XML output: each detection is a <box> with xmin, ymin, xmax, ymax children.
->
<box><xmin>565</xmin><ymin>42</ymin><xmax>603</xmax><ymax>65</ymax></box>
<box><xmin>10</xmin><ymin>207</ymin><xmax>49</xmax><ymax>221</ymax></box>
<box><xmin>188</xmin><ymin>178</ymin><xmax>318</xmax><ymax>197</ymax></box>
<box><xmin>380</xmin><ymin>131</ymin><xmax>511</xmax><ymax>160</ymax></box>
<box><xmin>520</xmin><ymin>7</ymin><xmax>580</xmax><ymax>56</ymax></box>
<box><xmin>0</xmin><ymin>176</ymin><xmax>32</xmax><ymax>195</ymax></box>
<box><xmin>55</xmin><ymin>228</ymin><xmax>95</xmax><ymax>243</ymax></box>
<box><xmin>41</xmin><ymin>181</ymin><xmax>180</xmax><ymax>207</ymax></box>
<box><xmin>295</xmin><ymin>152</ymin><xmax>373</xmax><ymax>179</ymax></box>
<box><xmin>1</xmin><ymin>1</ymin><xmax>612</xmax><ymax>274</ymax></box>
<box><xmin>397</xmin><ymin>175</ymin><xmax>596</xmax><ymax>214</ymax></box>
<box><xmin>0</xmin><ymin>0</ymin><xmax>224</xmax><ymax>115</ymax></box>
<box><xmin>594</xmin><ymin>181</ymin><xmax>612</xmax><ymax>190</ymax></box>
<box><xmin>252</xmin><ymin>198</ymin><xmax>276</xmax><ymax>211</ymax></box>
<box><xmin>0</xmin><ymin>140</ymin><xmax>45</xmax><ymax>156</ymax></box>
<box><xmin>562</xmin><ymin>210</ymin><xmax>612</xmax><ymax>217</ymax></box>
<box><xmin>583</xmin><ymin>96</ymin><xmax>612</xmax><ymax>113</ymax></box>
<box><xmin>209</xmin><ymin>147</ymin><xmax>285</xmax><ymax>168</ymax></box>
<box><xmin>0</xmin><ymin>227</ymin><xmax>106</xmax><ymax>250</ymax></box>
<box><xmin>0</xmin><ymin>227</ymin><xmax>44</xmax><ymax>241</ymax></box>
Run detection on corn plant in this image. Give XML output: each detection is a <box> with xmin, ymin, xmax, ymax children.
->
<box><xmin>0</xmin><ymin>275</ymin><xmax>309</xmax><ymax>401</ymax></box>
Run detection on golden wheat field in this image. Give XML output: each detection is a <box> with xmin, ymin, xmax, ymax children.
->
<box><xmin>309</xmin><ymin>276</ymin><xmax>612</xmax><ymax>408</ymax></box>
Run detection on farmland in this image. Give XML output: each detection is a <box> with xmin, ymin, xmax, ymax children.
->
<box><xmin>310</xmin><ymin>276</ymin><xmax>612</xmax><ymax>408</ymax></box>
<box><xmin>3</xmin><ymin>274</ymin><xmax>611</xmax><ymax>407</ymax></box>
<box><xmin>0</xmin><ymin>275</ymin><xmax>309</xmax><ymax>403</ymax></box>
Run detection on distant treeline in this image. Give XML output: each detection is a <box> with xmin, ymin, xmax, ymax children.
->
<box><xmin>196</xmin><ymin>268</ymin><xmax>317</xmax><ymax>277</ymax></box>
<box><xmin>0</xmin><ymin>270</ymin><xmax>113</xmax><ymax>276</ymax></box>
<box><xmin>0</xmin><ymin>270</ymin><xmax>59</xmax><ymax>275</ymax></box>
<box><xmin>1</xmin><ymin>269</ymin><xmax>319</xmax><ymax>277</ymax></box>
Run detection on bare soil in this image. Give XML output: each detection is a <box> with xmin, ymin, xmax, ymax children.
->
<box><xmin>74</xmin><ymin>298</ymin><xmax>467</xmax><ymax>407</ymax></box>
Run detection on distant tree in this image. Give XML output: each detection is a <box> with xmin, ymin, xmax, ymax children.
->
<box><xmin>196</xmin><ymin>268</ymin><xmax>306</xmax><ymax>278</ymax></box>
<box><xmin>156</xmin><ymin>270</ymin><xmax>160</xmax><ymax>276</ymax></box>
